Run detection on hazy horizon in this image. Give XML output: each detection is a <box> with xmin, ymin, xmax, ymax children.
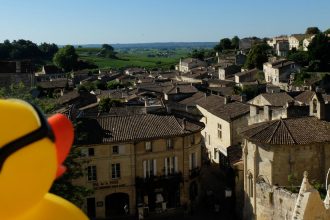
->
<box><xmin>1</xmin><ymin>0</ymin><xmax>329</xmax><ymax>45</ymax></box>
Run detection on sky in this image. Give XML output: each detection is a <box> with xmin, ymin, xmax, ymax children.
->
<box><xmin>0</xmin><ymin>0</ymin><xmax>329</xmax><ymax>45</ymax></box>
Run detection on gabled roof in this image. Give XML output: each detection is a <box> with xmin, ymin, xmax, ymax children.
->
<box><xmin>179</xmin><ymin>92</ymin><xmax>206</xmax><ymax>105</ymax></box>
<box><xmin>196</xmin><ymin>95</ymin><xmax>250</xmax><ymax>122</ymax></box>
<box><xmin>294</xmin><ymin>91</ymin><xmax>315</xmax><ymax>105</ymax></box>
<box><xmin>240</xmin><ymin>117</ymin><xmax>330</xmax><ymax>145</ymax></box>
<box><xmin>260</xmin><ymin>92</ymin><xmax>294</xmax><ymax>106</ymax></box>
<box><xmin>95</xmin><ymin>114</ymin><xmax>204</xmax><ymax>143</ymax></box>
<box><xmin>164</xmin><ymin>84</ymin><xmax>198</xmax><ymax>95</ymax></box>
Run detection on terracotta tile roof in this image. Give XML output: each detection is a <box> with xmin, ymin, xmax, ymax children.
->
<box><xmin>240</xmin><ymin>117</ymin><xmax>330</xmax><ymax>145</ymax></box>
<box><xmin>207</xmin><ymin>87</ymin><xmax>234</xmax><ymax>96</ymax></box>
<box><xmin>179</xmin><ymin>92</ymin><xmax>206</xmax><ymax>105</ymax></box>
<box><xmin>294</xmin><ymin>91</ymin><xmax>315</xmax><ymax>104</ymax></box>
<box><xmin>95</xmin><ymin>114</ymin><xmax>204</xmax><ymax>143</ymax></box>
<box><xmin>196</xmin><ymin>95</ymin><xmax>250</xmax><ymax>122</ymax></box>
<box><xmin>235</xmin><ymin>68</ymin><xmax>258</xmax><ymax>77</ymax></box>
<box><xmin>164</xmin><ymin>84</ymin><xmax>198</xmax><ymax>94</ymax></box>
<box><xmin>261</xmin><ymin>92</ymin><xmax>294</xmax><ymax>106</ymax></box>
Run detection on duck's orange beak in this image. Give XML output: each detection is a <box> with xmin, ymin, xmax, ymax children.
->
<box><xmin>47</xmin><ymin>114</ymin><xmax>74</xmax><ymax>178</ymax></box>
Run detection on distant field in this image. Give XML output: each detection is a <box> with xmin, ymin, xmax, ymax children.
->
<box><xmin>76</xmin><ymin>47</ymin><xmax>191</xmax><ymax>70</ymax></box>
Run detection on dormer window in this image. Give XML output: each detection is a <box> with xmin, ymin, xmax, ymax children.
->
<box><xmin>145</xmin><ymin>141</ymin><xmax>152</xmax><ymax>152</ymax></box>
<box><xmin>113</xmin><ymin>146</ymin><xmax>119</xmax><ymax>154</ymax></box>
<box><xmin>166</xmin><ymin>139</ymin><xmax>173</xmax><ymax>150</ymax></box>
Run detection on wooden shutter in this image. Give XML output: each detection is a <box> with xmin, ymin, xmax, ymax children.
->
<box><xmin>153</xmin><ymin>159</ymin><xmax>157</xmax><ymax>176</ymax></box>
<box><xmin>174</xmin><ymin>156</ymin><xmax>178</xmax><ymax>172</ymax></box>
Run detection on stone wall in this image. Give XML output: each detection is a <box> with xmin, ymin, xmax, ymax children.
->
<box><xmin>255</xmin><ymin>182</ymin><xmax>297</xmax><ymax>220</ymax></box>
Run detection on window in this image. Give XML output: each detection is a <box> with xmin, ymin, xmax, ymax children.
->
<box><xmin>214</xmin><ymin>148</ymin><xmax>217</xmax><ymax>160</ymax></box>
<box><xmin>111</xmin><ymin>163</ymin><xmax>121</xmax><ymax>179</ymax></box>
<box><xmin>88</xmin><ymin>148</ymin><xmax>95</xmax><ymax>156</ymax></box>
<box><xmin>112</xmin><ymin>146</ymin><xmax>119</xmax><ymax>154</ymax></box>
<box><xmin>217</xmin><ymin>123</ymin><xmax>222</xmax><ymax>139</ymax></box>
<box><xmin>166</xmin><ymin>139</ymin><xmax>173</xmax><ymax>150</ymax></box>
<box><xmin>189</xmin><ymin>153</ymin><xmax>197</xmax><ymax>170</ymax></box>
<box><xmin>313</xmin><ymin>99</ymin><xmax>317</xmax><ymax>113</ymax></box>
<box><xmin>205</xmin><ymin>117</ymin><xmax>207</xmax><ymax>124</ymax></box>
<box><xmin>87</xmin><ymin>165</ymin><xmax>97</xmax><ymax>181</ymax></box>
<box><xmin>164</xmin><ymin>157</ymin><xmax>178</xmax><ymax>175</ymax></box>
<box><xmin>248</xmin><ymin>173</ymin><xmax>253</xmax><ymax>197</ymax></box>
<box><xmin>145</xmin><ymin>141</ymin><xmax>152</xmax><ymax>152</ymax></box>
<box><xmin>208</xmin><ymin>135</ymin><xmax>211</xmax><ymax>145</ymax></box>
<box><xmin>143</xmin><ymin>159</ymin><xmax>156</xmax><ymax>178</ymax></box>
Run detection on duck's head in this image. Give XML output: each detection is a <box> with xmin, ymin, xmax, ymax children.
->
<box><xmin>0</xmin><ymin>99</ymin><xmax>73</xmax><ymax>218</ymax></box>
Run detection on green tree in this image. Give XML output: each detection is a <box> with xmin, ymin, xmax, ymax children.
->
<box><xmin>308</xmin><ymin>33</ymin><xmax>330</xmax><ymax>71</ymax></box>
<box><xmin>305</xmin><ymin>27</ymin><xmax>321</xmax><ymax>35</ymax></box>
<box><xmin>0</xmin><ymin>82</ymin><xmax>57</xmax><ymax>113</ymax></box>
<box><xmin>107</xmin><ymin>80</ymin><xmax>122</xmax><ymax>89</ymax></box>
<box><xmin>214</xmin><ymin>38</ymin><xmax>232</xmax><ymax>52</ymax></box>
<box><xmin>288</xmin><ymin>51</ymin><xmax>309</xmax><ymax>66</ymax></box>
<box><xmin>244</xmin><ymin>43</ymin><xmax>270</xmax><ymax>69</ymax></box>
<box><xmin>98</xmin><ymin>97</ymin><xmax>122</xmax><ymax>112</ymax></box>
<box><xmin>190</xmin><ymin>49</ymin><xmax>205</xmax><ymax>60</ymax></box>
<box><xmin>53</xmin><ymin>45</ymin><xmax>78</xmax><ymax>72</ymax></box>
<box><xmin>98</xmin><ymin>44</ymin><xmax>117</xmax><ymax>58</ymax></box>
<box><xmin>324</xmin><ymin>28</ymin><xmax>330</xmax><ymax>35</ymax></box>
<box><xmin>39</xmin><ymin>42</ymin><xmax>59</xmax><ymax>59</ymax></box>
<box><xmin>50</xmin><ymin>148</ymin><xmax>92</xmax><ymax>207</ymax></box>
<box><xmin>231</xmin><ymin>36</ymin><xmax>240</xmax><ymax>49</ymax></box>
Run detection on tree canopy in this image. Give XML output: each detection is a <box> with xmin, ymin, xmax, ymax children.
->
<box><xmin>288</xmin><ymin>51</ymin><xmax>309</xmax><ymax>66</ymax></box>
<box><xmin>97</xmin><ymin>44</ymin><xmax>117</xmax><ymax>58</ymax></box>
<box><xmin>214</xmin><ymin>36</ymin><xmax>241</xmax><ymax>52</ymax></box>
<box><xmin>53</xmin><ymin>45</ymin><xmax>79</xmax><ymax>72</ymax></box>
<box><xmin>324</xmin><ymin>28</ymin><xmax>330</xmax><ymax>35</ymax></box>
<box><xmin>244</xmin><ymin>43</ymin><xmax>270</xmax><ymax>69</ymax></box>
<box><xmin>308</xmin><ymin>33</ymin><xmax>330</xmax><ymax>71</ymax></box>
<box><xmin>305</xmin><ymin>27</ymin><xmax>321</xmax><ymax>35</ymax></box>
<box><xmin>0</xmin><ymin>39</ymin><xmax>58</xmax><ymax>60</ymax></box>
<box><xmin>231</xmin><ymin>36</ymin><xmax>240</xmax><ymax>49</ymax></box>
<box><xmin>99</xmin><ymin>97</ymin><xmax>122</xmax><ymax>112</ymax></box>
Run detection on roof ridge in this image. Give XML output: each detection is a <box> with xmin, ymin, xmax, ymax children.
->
<box><xmin>248</xmin><ymin>120</ymin><xmax>278</xmax><ymax>140</ymax></box>
<box><xmin>266</xmin><ymin>120</ymin><xmax>282</xmax><ymax>144</ymax></box>
<box><xmin>281</xmin><ymin>118</ymin><xmax>297</xmax><ymax>144</ymax></box>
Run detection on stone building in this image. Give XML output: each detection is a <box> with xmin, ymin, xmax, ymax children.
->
<box><xmin>73</xmin><ymin>114</ymin><xmax>204</xmax><ymax>219</ymax></box>
<box><xmin>218</xmin><ymin>64</ymin><xmax>241</xmax><ymax>80</ymax></box>
<box><xmin>248</xmin><ymin>92</ymin><xmax>294</xmax><ymax>107</ymax></box>
<box><xmin>0</xmin><ymin>60</ymin><xmax>35</xmax><ymax>87</ymax></box>
<box><xmin>176</xmin><ymin>58</ymin><xmax>207</xmax><ymax>73</ymax></box>
<box><xmin>195</xmin><ymin>94</ymin><xmax>249</xmax><ymax>165</ymax></box>
<box><xmin>263</xmin><ymin>59</ymin><xmax>299</xmax><ymax>90</ymax></box>
<box><xmin>240</xmin><ymin>116</ymin><xmax>330</xmax><ymax>219</ymax></box>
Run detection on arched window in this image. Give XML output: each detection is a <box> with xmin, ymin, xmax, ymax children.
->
<box><xmin>313</xmin><ymin>99</ymin><xmax>317</xmax><ymax>113</ymax></box>
<box><xmin>248</xmin><ymin>173</ymin><xmax>253</xmax><ymax>197</ymax></box>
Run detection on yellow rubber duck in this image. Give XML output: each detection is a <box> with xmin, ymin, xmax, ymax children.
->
<box><xmin>0</xmin><ymin>99</ymin><xmax>88</xmax><ymax>220</ymax></box>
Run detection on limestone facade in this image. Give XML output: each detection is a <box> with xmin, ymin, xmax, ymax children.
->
<box><xmin>74</xmin><ymin>133</ymin><xmax>202</xmax><ymax>219</ymax></box>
